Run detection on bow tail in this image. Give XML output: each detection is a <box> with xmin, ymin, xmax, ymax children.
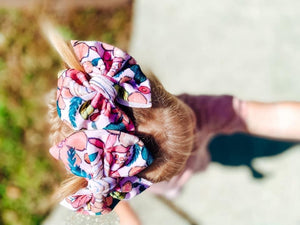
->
<box><xmin>61</xmin><ymin>189</ymin><xmax>120</xmax><ymax>215</ymax></box>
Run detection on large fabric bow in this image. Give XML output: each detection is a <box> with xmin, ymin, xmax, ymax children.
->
<box><xmin>50</xmin><ymin>40</ymin><xmax>153</xmax><ymax>215</ymax></box>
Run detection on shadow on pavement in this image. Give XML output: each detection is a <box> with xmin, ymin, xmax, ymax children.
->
<box><xmin>209</xmin><ymin>133</ymin><xmax>298</xmax><ymax>178</ymax></box>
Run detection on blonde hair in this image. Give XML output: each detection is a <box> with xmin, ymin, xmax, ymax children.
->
<box><xmin>45</xmin><ymin>22</ymin><xmax>196</xmax><ymax>199</ymax></box>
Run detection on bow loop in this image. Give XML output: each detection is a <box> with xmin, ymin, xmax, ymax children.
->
<box><xmin>72</xmin><ymin>40</ymin><xmax>152</xmax><ymax>108</ymax></box>
<box><xmin>56</xmin><ymin>41</ymin><xmax>151</xmax><ymax>131</ymax></box>
<box><xmin>50</xmin><ymin>129</ymin><xmax>153</xmax><ymax>215</ymax></box>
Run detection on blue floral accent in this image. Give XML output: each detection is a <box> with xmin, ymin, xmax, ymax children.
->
<box><xmin>91</xmin><ymin>122</ymin><xmax>97</xmax><ymax>130</ymax></box>
<box><xmin>103</xmin><ymin>123</ymin><xmax>126</xmax><ymax>132</ymax></box>
<box><xmin>69</xmin><ymin>97</ymin><xmax>83</xmax><ymax>128</ymax></box>
<box><xmin>88</xmin><ymin>152</ymin><xmax>98</xmax><ymax>162</ymax></box>
<box><xmin>142</xmin><ymin>146</ymin><xmax>153</xmax><ymax>166</ymax></box>
<box><xmin>103</xmin><ymin>117</ymin><xmax>126</xmax><ymax>132</ymax></box>
<box><xmin>91</xmin><ymin>58</ymin><xmax>101</xmax><ymax>66</ymax></box>
<box><xmin>131</xmin><ymin>65</ymin><xmax>147</xmax><ymax>85</ymax></box>
<box><xmin>68</xmin><ymin>147</ymin><xmax>90</xmax><ymax>179</ymax></box>
<box><xmin>126</xmin><ymin>144</ymin><xmax>141</xmax><ymax>167</ymax></box>
<box><xmin>56</xmin><ymin>101</ymin><xmax>61</xmax><ymax>118</ymax></box>
<box><xmin>113</xmin><ymin>59</ymin><xmax>130</xmax><ymax>78</ymax></box>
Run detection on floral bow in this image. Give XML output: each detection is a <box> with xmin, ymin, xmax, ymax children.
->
<box><xmin>50</xmin><ymin>40</ymin><xmax>153</xmax><ymax>215</ymax></box>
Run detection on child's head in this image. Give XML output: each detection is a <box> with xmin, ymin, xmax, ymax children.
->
<box><xmin>131</xmin><ymin>75</ymin><xmax>196</xmax><ymax>182</ymax></box>
<box><xmin>49</xmin><ymin>74</ymin><xmax>196</xmax><ymax>177</ymax></box>
<box><xmin>46</xmin><ymin>28</ymin><xmax>195</xmax><ymax>215</ymax></box>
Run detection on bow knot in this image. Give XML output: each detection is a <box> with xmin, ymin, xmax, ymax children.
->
<box><xmin>88</xmin><ymin>177</ymin><xmax>116</xmax><ymax>198</ymax></box>
<box><xmin>89</xmin><ymin>75</ymin><xmax>117</xmax><ymax>101</ymax></box>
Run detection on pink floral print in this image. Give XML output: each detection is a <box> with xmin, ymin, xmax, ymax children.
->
<box><xmin>49</xmin><ymin>41</ymin><xmax>153</xmax><ymax>215</ymax></box>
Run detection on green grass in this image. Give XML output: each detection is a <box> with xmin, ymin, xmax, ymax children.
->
<box><xmin>0</xmin><ymin>5</ymin><xmax>132</xmax><ymax>225</ymax></box>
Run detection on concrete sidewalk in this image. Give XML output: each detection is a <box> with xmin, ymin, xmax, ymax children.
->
<box><xmin>43</xmin><ymin>0</ymin><xmax>300</xmax><ymax>224</ymax></box>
